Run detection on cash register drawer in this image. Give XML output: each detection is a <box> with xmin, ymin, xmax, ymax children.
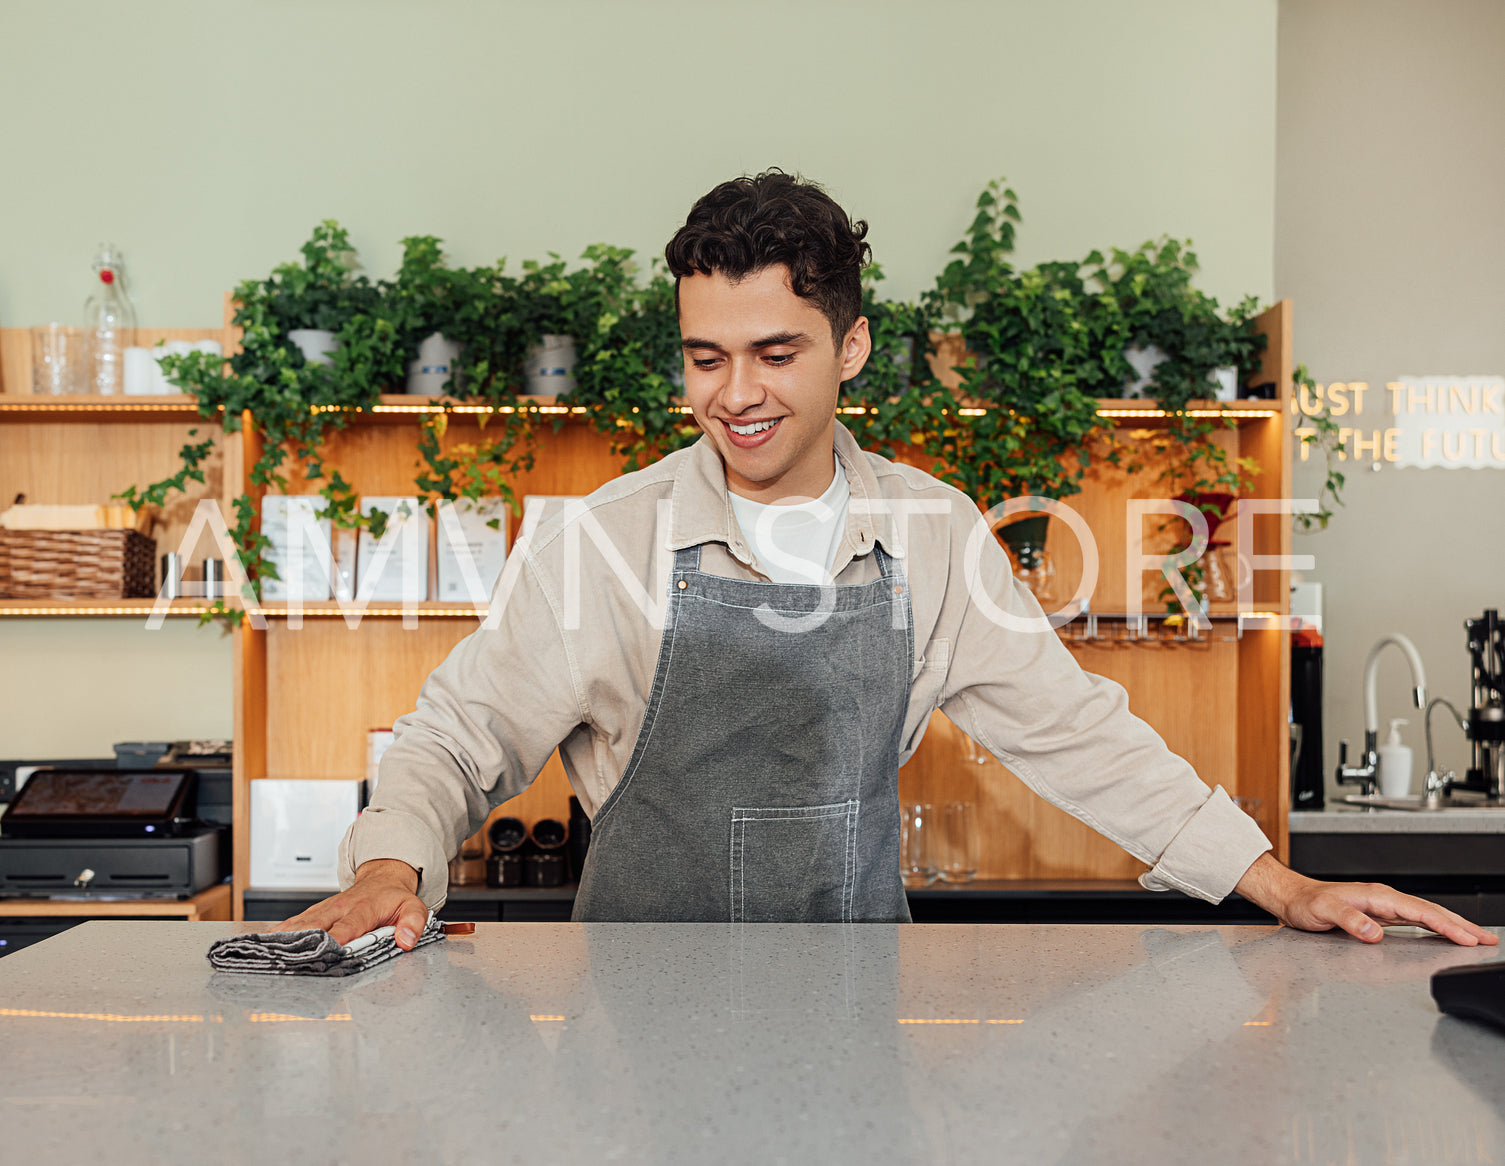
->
<box><xmin>0</xmin><ymin>829</ymin><xmax>221</xmax><ymax>896</ymax></box>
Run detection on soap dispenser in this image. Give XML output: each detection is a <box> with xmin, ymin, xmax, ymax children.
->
<box><xmin>1378</xmin><ymin>718</ymin><xmax>1413</xmax><ymax>797</ymax></box>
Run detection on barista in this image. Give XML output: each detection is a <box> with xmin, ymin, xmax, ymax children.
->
<box><xmin>281</xmin><ymin>170</ymin><xmax>1496</xmax><ymax>950</ymax></box>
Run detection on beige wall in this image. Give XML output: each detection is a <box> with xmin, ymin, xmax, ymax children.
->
<box><xmin>0</xmin><ymin>0</ymin><xmax>1277</xmax><ymax>758</ymax></box>
<box><xmin>1277</xmin><ymin>0</ymin><xmax>1505</xmax><ymax>796</ymax></box>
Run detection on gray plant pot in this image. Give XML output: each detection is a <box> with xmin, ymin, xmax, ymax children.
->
<box><xmin>526</xmin><ymin>334</ymin><xmax>578</xmax><ymax>398</ymax></box>
<box><xmin>406</xmin><ymin>332</ymin><xmax>462</xmax><ymax>396</ymax></box>
<box><xmin>287</xmin><ymin>329</ymin><xmax>339</xmax><ymax>366</ymax></box>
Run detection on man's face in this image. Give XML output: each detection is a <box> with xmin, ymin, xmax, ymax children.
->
<box><xmin>679</xmin><ymin>265</ymin><xmax>869</xmax><ymax>503</ymax></box>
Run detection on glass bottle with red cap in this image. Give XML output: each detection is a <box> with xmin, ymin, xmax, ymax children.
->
<box><xmin>84</xmin><ymin>243</ymin><xmax>137</xmax><ymax>395</ymax></box>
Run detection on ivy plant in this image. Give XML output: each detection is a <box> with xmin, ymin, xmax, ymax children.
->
<box><xmin>1291</xmin><ymin>361</ymin><xmax>1347</xmax><ymax>532</ymax></box>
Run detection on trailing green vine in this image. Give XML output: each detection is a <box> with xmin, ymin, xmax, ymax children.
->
<box><xmin>120</xmin><ymin>186</ymin><xmax>1290</xmax><ymax>627</ymax></box>
<box><xmin>1291</xmin><ymin>361</ymin><xmax>1347</xmax><ymax>532</ymax></box>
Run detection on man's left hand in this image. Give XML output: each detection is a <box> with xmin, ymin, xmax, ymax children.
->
<box><xmin>1235</xmin><ymin>852</ymin><xmax>1500</xmax><ymax>947</ymax></box>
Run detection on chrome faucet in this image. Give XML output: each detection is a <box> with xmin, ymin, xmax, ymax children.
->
<box><xmin>1336</xmin><ymin>633</ymin><xmax>1428</xmax><ymax>798</ymax></box>
<box><xmin>1422</xmin><ymin>695</ymin><xmax>1470</xmax><ymax>804</ymax></box>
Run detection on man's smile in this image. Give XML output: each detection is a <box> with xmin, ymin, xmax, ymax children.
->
<box><xmin>722</xmin><ymin>416</ymin><xmax>784</xmax><ymax>448</ymax></box>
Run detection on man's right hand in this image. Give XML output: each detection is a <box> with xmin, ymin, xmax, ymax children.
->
<box><xmin>274</xmin><ymin>858</ymin><xmax>430</xmax><ymax>950</ymax></box>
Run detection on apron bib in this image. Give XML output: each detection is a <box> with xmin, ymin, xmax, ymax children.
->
<box><xmin>572</xmin><ymin>542</ymin><xmax>913</xmax><ymax>923</ymax></box>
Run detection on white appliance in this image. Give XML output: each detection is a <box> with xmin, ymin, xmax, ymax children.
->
<box><xmin>249</xmin><ymin>779</ymin><xmax>367</xmax><ymax>889</ymax></box>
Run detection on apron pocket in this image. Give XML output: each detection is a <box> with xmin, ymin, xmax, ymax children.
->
<box><xmin>730</xmin><ymin>800</ymin><xmax>859</xmax><ymax>923</ymax></box>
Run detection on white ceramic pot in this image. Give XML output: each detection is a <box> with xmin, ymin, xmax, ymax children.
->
<box><xmin>1208</xmin><ymin>365</ymin><xmax>1239</xmax><ymax>402</ymax></box>
<box><xmin>287</xmin><ymin>329</ymin><xmax>339</xmax><ymax>367</ymax></box>
<box><xmin>406</xmin><ymin>332</ymin><xmax>462</xmax><ymax>396</ymax></box>
<box><xmin>526</xmin><ymin>334</ymin><xmax>578</xmax><ymax>398</ymax></box>
<box><xmin>1122</xmin><ymin>344</ymin><xmax>1168</xmax><ymax>398</ymax></box>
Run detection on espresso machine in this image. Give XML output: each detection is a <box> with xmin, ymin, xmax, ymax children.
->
<box><xmin>1463</xmin><ymin>609</ymin><xmax>1505</xmax><ymax>799</ymax></box>
<box><xmin>1423</xmin><ymin>609</ymin><xmax>1505</xmax><ymax>803</ymax></box>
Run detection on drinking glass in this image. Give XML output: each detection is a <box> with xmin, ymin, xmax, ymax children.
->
<box><xmin>31</xmin><ymin>324</ymin><xmax>87</xmax><ymax>395</ymax></box>
<box><xmin>1232</xmin><ymin>796</ymin><xmax>1265</xmax><ymax>836</ymax></box>
<box><xmin>900</xmin><ymin>801</ymin><xmax>938</xmax><ymax>888</ymax></box>
<box><xmin>938</xmin><ymin>800</ymin><xmax>980</xmax><ymax>884</ymax></box>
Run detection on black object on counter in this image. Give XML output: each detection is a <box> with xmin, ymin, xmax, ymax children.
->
<box><xmin>530</xmin><ymin>818</ymin><xmax>567</xmax><ymax>850</ymax></box>
<box><xmin>567</xmin><ymin>796</ymin><xmax>591</xmax><ymax>881</ymax></box>
<box><xmin>486</xmin><ymin>851</ymin><xmax>526</xmax><ymax>888</ymax></box>
<box><xmin>488</xmin><ymin>816</ymin><xmax>528</xmax><ymax>853</ymax></box>
<box><xmin>1432</xmin><ymin>962</ymin><xmax>1505</xmax><ymax>1032</ymax></box>
<box><xmin>1291</xmin><ymin>641</ymin><xmax>1325</xmax><ymax>810</ymax></box>
<box><xmin>2</xmin><ymin>768</ymin><xmax>197</xmax><ymax>838</ymax></box>
<box><xmin>485</xmin><ymin>816</ymin><xmax>530</xmax><ymax>888</ymax></box>
<box><xmin>526</xmin><ymin>851</ymin><xmax>569</xmax><ymax>887</ymax></box>
<box><xmin>0</xmin><ymin>824</ymin><xmax>223</xmax><ymax>896</ymax></box>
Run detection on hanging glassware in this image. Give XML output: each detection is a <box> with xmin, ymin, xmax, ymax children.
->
<box><xmin>997</xmin><ymin>514</ymin><xmax>1056</xmax><ymax>606</ymax></box>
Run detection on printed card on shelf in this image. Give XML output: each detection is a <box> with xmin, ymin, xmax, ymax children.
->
<box><xmin>260</xmin><ymin>495</ymin><xmax>334</xmax><ymax>601</ymax></box>
<box><xmin>435</xmin><ymin>497</ymin><xmax>510</xmax><ymax>603</ymax></box>
<box><xmin>357</xmin><ymin>496</ymin><xmax>430</xmax><ymax>603</ymax></box>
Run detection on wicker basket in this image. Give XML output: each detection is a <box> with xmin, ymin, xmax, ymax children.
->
<box><xmin>0</xmin><ymin>530</ymin><xmax>157</xmax><ymax>600</ymax></box>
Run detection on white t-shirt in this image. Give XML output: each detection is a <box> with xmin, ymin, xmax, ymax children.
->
<box><xmin>727</xmin><ymin>456</ymin><xmax>850</xmax><ymax>585</ymax></box>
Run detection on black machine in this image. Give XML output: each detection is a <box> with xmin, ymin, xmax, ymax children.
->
<box><xmin>1464</xmin><ymin>610</ymin><xmax>1505</xmax><ymax>799</ymax></box>
<box><xmin>1432</xmin><ymin>962</ymin><xmax>1505</xmax><ymax>1032</ymax></box>
<box><xmin>1</xmin><ymin>768</ymin><xmax>197</xmax><ymax>838</ymax></box>
<box><xmin>0</xmin><ymin>765</ymin><xmax>227</xmax><ymax>898</ymax></box>
<box><xmin>1291</xmin><ymin>633</ymin><xmax>1325</xmax><ymax>810</ymax></box>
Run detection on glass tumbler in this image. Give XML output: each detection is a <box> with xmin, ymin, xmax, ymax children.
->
<box><xmin>31</xmin><ymin>324</ymin><xmax>88</xmax><ymax>394</ymax></box>
<box><xmin>1232</xmin><ymin>796</ymin><xmax>1266</xmax><ymax>837</ymax></box>
<box><xmin>900</xmin><ymin>801</ymin><xmax>938</xmax><ymax>888</ymax></box>
<box><xmin>938</xmin><ymin>800</ymin><xmax>980</xmax><ymax>884</ymax></box>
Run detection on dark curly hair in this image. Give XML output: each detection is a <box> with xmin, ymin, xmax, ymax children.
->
<box><xmin>665</xmin><ymin>168</ymin><xmax>871</xmax><ymax>349</ymax></box>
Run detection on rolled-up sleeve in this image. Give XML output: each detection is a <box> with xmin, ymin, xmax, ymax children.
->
<box><xmin>936</xmin><ymin>513</ymin><xmax>1271</xmax><ymax>904</ymax></box>
<box><xmin>337</xmin><ymin>551</ymin><xmax>587</xmax><ymax>910</ymax></box>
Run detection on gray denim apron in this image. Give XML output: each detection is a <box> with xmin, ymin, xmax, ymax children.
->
<box><xmin>572</xmin><ymin>542</ymin><xmax>914</xmax><ymax>923</ymax></box>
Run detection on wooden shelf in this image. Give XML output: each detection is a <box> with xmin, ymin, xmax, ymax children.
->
<box><xmin>0</xmin><ymin>883</ymin><xmax>232</xmax><ymax>919</ymax></box>
<box><xmin>0</xmin><ymin>391</ymin><xmax>1280</xmax><ymax>426</ymax></box>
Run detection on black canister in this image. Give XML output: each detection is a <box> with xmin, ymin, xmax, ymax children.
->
<box><xmin>486</xmin><ymin>851</ymin><xmax>526</xmax><ymax>888</ymax></box>
<box><xmin>526</xmin><ymin>851</ymin><xmax>569</xmax><ymax>887</ymax></box>
<box><xmin>485</xmin><ymin>816</ymin><xmax>529</xmax><ymax>888</ymax></box>
<box><xmin>526</xmin><ymin>818</ymin><xmax>569</xmax><ymax>886</ymax></box>
<box><xmin>567</xmin><ymin>796</ymin><xmax>591</xmax><ymax>882</ymax></box>
<box><xmin>530</xmin><ymin>817</ymin><xmax>567</xmax><ymax>851</ymax></box>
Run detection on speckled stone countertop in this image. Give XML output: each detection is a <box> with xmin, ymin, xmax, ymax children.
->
<box><xmin>1291</xmin><ymin>805</ymin><xmax>1505</xmax><ymax>832</ymax></box>
<box><xmin>2</xmin><ymin>921</ymin><xmax>1501</xmax><ymax>1164</ymax></box>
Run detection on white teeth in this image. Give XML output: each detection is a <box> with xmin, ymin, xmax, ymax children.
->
<box><xmin>729</xmin><ymin>418</ymin><xmax>779</xmax><ymax>435</ymax></box>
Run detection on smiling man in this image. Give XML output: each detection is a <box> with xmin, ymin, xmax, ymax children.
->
<box><xmin>282</xmin><ymin>169</ymin><xmax>1496</xmax><ymax>950</ymax></box>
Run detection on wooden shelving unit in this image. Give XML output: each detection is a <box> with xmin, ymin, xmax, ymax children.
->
<box><xmin>1</xmin><ymin>301</ymin><xmax>1294</xmax><ymax>920</ymax></box>
<box><xmin>0</xmin><ymin>884</ymin><xmax>232</xmax><ymax>920</ymax></box>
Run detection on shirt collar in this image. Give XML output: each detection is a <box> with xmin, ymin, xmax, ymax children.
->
<box><xmin>668</xmin><ymin>421</ymin><xmax>901</xmax><ymax>564</ymax></box>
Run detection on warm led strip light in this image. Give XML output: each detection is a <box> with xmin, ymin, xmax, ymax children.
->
<box><xmin>247</xmin><ymin>1012</ymin><xmax>352</xmax><ymax>1023</ymax></box>
<box><xmin>0</xmin><ymin>1008</ymin><xmax>215</xmax><ymax>1023</ymax></box>
<box><xmin>0</xmin><ymin>401</ymin><xmax>208</xmax><ymax>413</ymax></box>
<box><xmin>1098</xmin><ymin>406</ymin><xmax>1279</xmax><ymax>419</ymax></box>
<box><xmin>0</xmin><ymin>604</ymin><xmax>215</xmax><ymax>617</ymax></box>
<box><xmin>897</xmin><ymin>1018</ymin><xmax>1026</xmax><ymax>1025</ymax></box>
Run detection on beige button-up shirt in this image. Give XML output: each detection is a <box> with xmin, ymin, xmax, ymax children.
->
<box><xmin>338</xmin><ymin>422</ymin><xmax>1272</xmax><ymax>910</ymax></box>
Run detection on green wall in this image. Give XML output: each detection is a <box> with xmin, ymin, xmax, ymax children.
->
<box><xmin>0</xmin><ymin>0</ymin><xmax>1277</xmax><ymax>757</ymax></box>
<box><xmin>2</xmin><ymin>0</ymin><xmax>1276</xmax><ymax>326</ymax></box>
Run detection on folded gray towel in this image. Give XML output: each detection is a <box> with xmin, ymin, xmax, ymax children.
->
<box><xmin>207</xmin><ymin>915</ymin><xmax>446</xmax><ymax>977</ymax></box>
